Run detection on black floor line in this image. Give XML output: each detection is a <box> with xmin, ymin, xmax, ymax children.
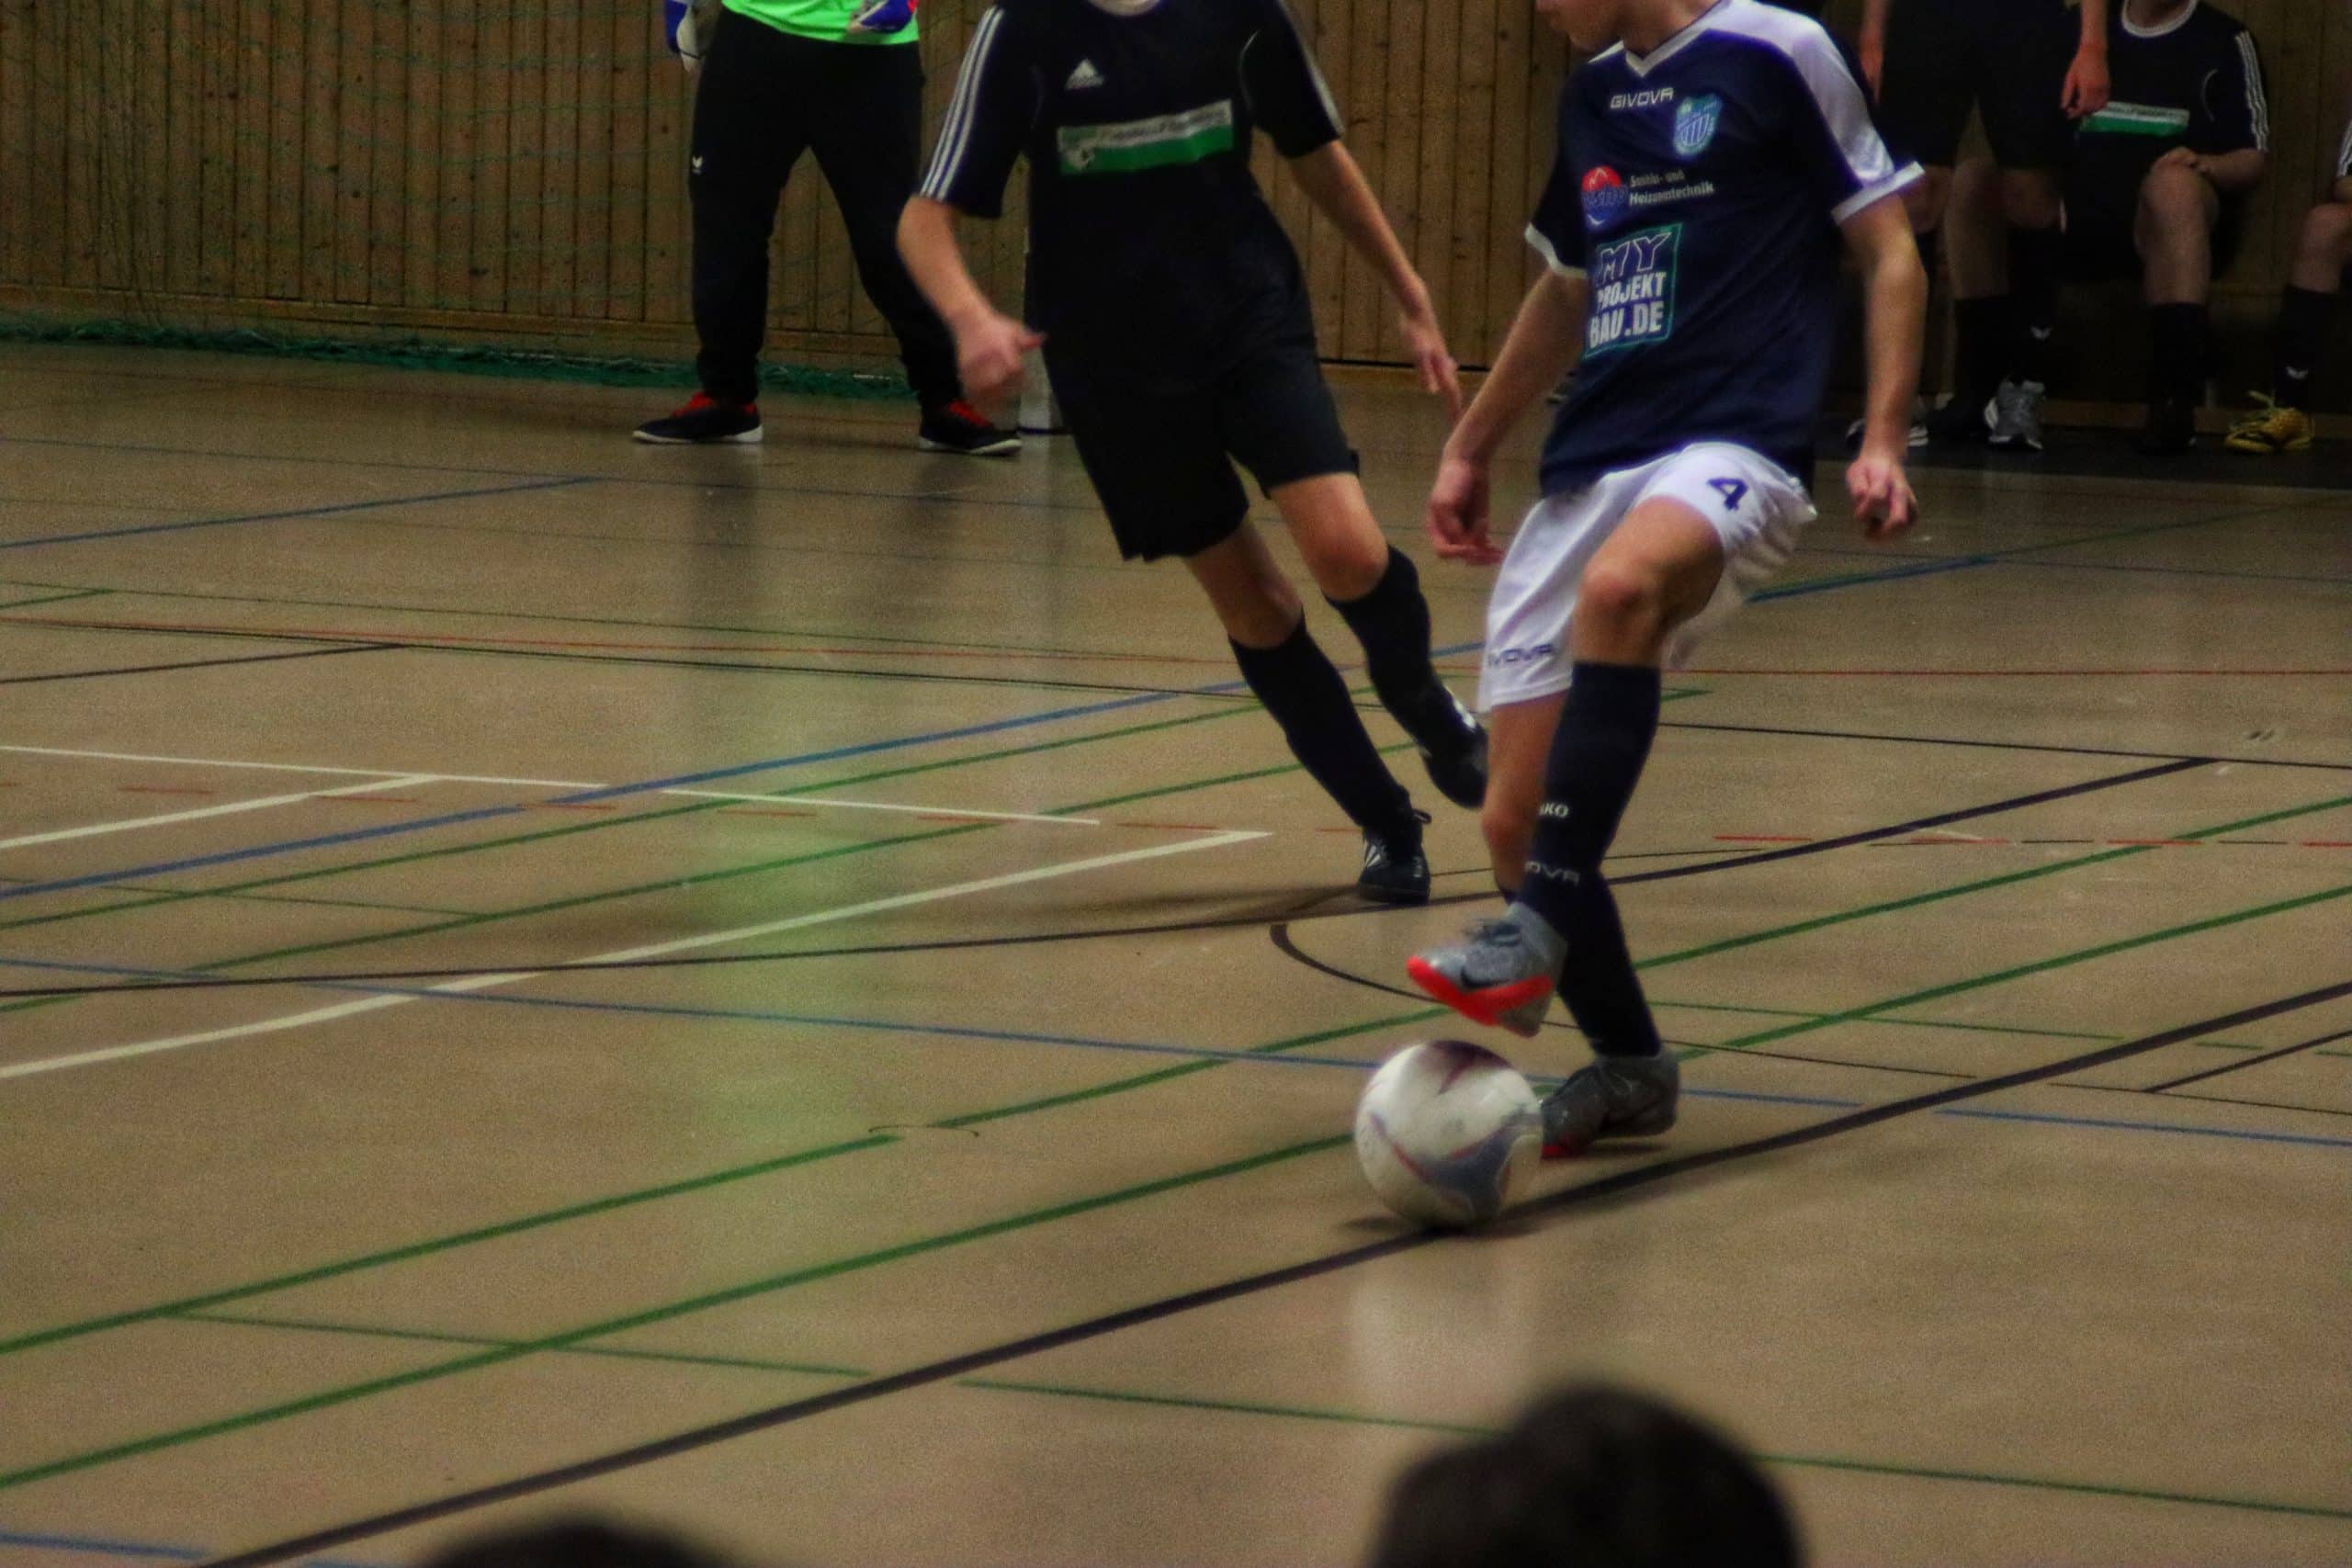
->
<box><xmin>1657</xmin><ymin>716</ymin><xmax>2349</xmax><ymax>775</ymax></box>
<box><xmin>192</xmin><ymin>974</ymin><xmax>2352</xmax><ymax>1568</ymax></box>
<box><xmin>0</xmin><ymin>763</ymin><xmax>2177</xmax><ymax>1000</ymax></box>
<box><xmin>0</xmin><ymin>642</ymin><xmax>396</xmax><ymax>685</ymax></box>
<box><xmin>2143</xmin><ymin>1025</ymin><xmax>2352</xmax><ymax>1091</ymax></box>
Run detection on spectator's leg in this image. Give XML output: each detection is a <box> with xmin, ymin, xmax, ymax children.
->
<box><xmin>2002</xmin><ymin>168</ymin><xmax>2064</xmax><ymax>389</ymax></box>
<box><xmin>808</xmin><ymin>41</ymin><xmax>965</xmax><ymax>414</ymax></box>
<box><xmin>2273</xmin><ymin>201</ymin><xmax>2352</xmax><ymax>408</ymax></box>
<box><xmin>688</xmin><ymin>15</ymin><xmax>804</xmax><ymax>407</ymax></box>
<box><xmin>2133</xmin><ymin>162</ymin><xmax>2221</xmax><ymax>450</ymax></box>
<box><xmin>1937</xmin><ymin>157</ymin><xmax>2009</xmax><ymax>432</ymax></box>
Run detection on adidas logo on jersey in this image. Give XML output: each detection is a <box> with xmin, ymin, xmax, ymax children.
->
<box><xmin>1066</xmin><ymin>59</ymin><xmax>1104</xmax><ymax>89</ymax></box>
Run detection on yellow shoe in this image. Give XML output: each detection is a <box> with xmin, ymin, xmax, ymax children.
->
<box><xmin>2224</xmin><ymin>394</ymin><xmax>2313</xmax><ymax>455</ymax></box>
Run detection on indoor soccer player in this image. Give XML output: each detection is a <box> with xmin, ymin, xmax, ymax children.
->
<box><xmin>1406</xmin><ymin>0</ymin><xmax>1924</xmax><ymax>1152</ymax></box>
<box><xmin>2228</xmin><ymin>104</ymin><xmax>2349</xmax><ymax>454</ymax></box>
<box><xmin>1860</xmin><ymin>0</ymin><xmax>2107</xmax><ymax>451</ymax></box>
<box><xmin>896</xmin><ymin>0</ymin><xmax>1487</xmax><ymax>903</ymax></box>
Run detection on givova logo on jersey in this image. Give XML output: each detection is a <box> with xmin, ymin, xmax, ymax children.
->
<box><xmin>1585</xmin><ymin>224</ymin><xmax>1679</xmax><ymax>356</ymax></box>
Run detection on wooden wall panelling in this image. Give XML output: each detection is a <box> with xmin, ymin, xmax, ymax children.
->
<box><xmin>607</xmin><ymin>4</ymin><xmax>648</xmax><ymax>322</ymax></box>
<box><xmin>471</xmin><ymin>0</ymin><xmax>510</xmax><ymax>311</ymax></box>
<box><xmin>643</xmin><ymin>53</ymin><xmax>687</xmax><ymax>326</ymax></box>
<box><xmin>1374</xmin><ymin>0</ymin><xmax>1424</xmax><ymax>362</ymax></box>
<box><xmin>1412</xmin><ymin>0</ymin><xmax>1458</xmax><ymax>363</ymax></box>
<box><xmin>299</xmin><ymin>0</ymin><xmax>335</xmax><ymax>300</ymax></box>
<box><xmin>1449</xmin><ymin>0</ymin><xmax>1497</xmax><ymax>360</ymax></box>
<box><xmin>539</xmin><ymin>1</ymin><xmax>581</xmax><ymax>319</ymax></box>
<box><xmin>1305</xmin><ymin>0</ymin><xmax>1352</xmax><ymax>349</ymax></box>
<box><xmin>1338</xmin><ymin>0</ymin><xmax>1389</xmax><ymax>357</ymax></box>
<box><xmin>572</xmin><ymin>0</ymin><xmax>613</xmax><ymax>321</ymax></box>
<box><xmin>163</xmin><ymin>0</ymin><xmax>198</xmax><ymax>292</ymax></box>
<box><xmin>0</xmin><ymin>0</ymin><xmax>26</xmax><ymax>285</ymax></box>
<box><xmin>505</xmin><ymin>1</ymin><xmax>546</xmax><ymax>319</ymax></box>
<box><xmin>59</xmin><ymin>0</ymin><xmax>96</xmax><ymax>289</ymax></box>
<box><xmin>234</xmin><ymin>0</ymin><xmax>271</xmax><ymax>297</ymax></box>
<box><xmin>401</xmin><ymin>0</ymin><xmax>440</xmax><ymax>309</ymax></box>
<box><xmin>334</xmin><ymin>0</ymin><xmax>371</xmax><ymax>302</ymax></box>
<box><xmin>435</xmin><ymin>0</ymin><xmax>476</xmax><ymax>313</ymax></box>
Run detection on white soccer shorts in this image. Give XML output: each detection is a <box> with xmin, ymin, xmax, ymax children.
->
<box><xmin>1478</xmin><ymin>442</ymin><xmax>1816</xmax><ymax>711</ymax></box>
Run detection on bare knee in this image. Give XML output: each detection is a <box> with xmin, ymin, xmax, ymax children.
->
<box><xmin>1576</xmin><ymin>560</ymin><xmax>1668</xmax><ymax>649</ymax></box>
<box><xmin>2138</xmin><ymin>165</ymin><xmax>2213</xmax><ymax>236</ymax></box>
<box><xmin>2296</xmin><ymin>202</ymin><xmax>2352</xmax><ymax>272</ymax></box>
<box><xmin>1999</xmin><ymin>168</ymin><xmax>2062</xmax><ymax>230</ymax></box>
<box><xmin>1216</xmin><ymin>573</ymin><xmax>1302</xmax><ymax>649</ymax></box>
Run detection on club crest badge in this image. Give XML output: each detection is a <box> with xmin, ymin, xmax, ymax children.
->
<box><xmin>1672</xmin><ymin>94</ymin><xmax>1722</xmax><ymax>160</ymax></box>
<box><xmin>1581</xmin><ymin>165</ymin><xmax>1627</xmax><ymax>230</ymax></box>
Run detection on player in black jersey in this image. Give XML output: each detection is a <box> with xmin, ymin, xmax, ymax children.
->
<box><xmin>2228</xmin><ymin>108</ymin><xmax>2351</xmax><ymax>456</ymax></box>
<box><xmin>2061</xmin><ymin>0</ymin><xmax>2268</xmax><ymax>453</ymax></box>
<box><xmin>1862</xmin><ymin>0</ymin><xmax>2108</xmax><ymax>451</ymax></box>
<box><xmin>898</xmin><ymin>0</ymin><xmax>1487</xmax><ymax>904</ymax></box>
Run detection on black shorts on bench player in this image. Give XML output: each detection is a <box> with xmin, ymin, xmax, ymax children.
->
<box><xmin>897</xmin><ymin>0</ymin><xmax>1485</xmax><ymax>904</ymax></box>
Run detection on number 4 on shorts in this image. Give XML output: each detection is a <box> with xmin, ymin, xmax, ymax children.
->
<box><xmin>1709</xmin><ymin>478</ymin><xmax>1747</xmax><ymax>511</ymax></box>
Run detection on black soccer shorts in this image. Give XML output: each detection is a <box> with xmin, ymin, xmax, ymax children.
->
<box><xmin>1876</xmin><ymin>0</ymin><xmax>2075</xmax><ymax>171</ymax></box>
<box><xmin>1046</xmin><ymin>328</ymin><xmax>1359</xmax><ymax>563</ymax></box>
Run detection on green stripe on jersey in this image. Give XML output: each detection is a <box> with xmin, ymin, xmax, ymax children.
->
<box><xmin>1057</xmin><ymin>102</ymin><xmax>1237</xmax><ymax>175</ymax></box>
<box><xmin>2082</xmin><ymin>102</ymin><xmax>2192</xmax><ymax>138</ymax></box>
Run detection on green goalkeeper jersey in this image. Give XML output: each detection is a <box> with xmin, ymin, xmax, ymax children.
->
<box><xmin>722</xmin><ymin>0</ymin><xmax>918</xmax><ymax>44</ymax></box>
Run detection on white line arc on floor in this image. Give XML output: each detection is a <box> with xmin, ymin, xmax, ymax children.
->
<box><xmin>0</xmin><ymin>832</ymin><xmax>1266</xmax><ymax>1081</ymax></box>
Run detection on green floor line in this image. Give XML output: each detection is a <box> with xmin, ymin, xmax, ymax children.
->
<box><xmin>0</xmin><ymin>1006</ymin><xmax>1433</xmax><ymax>1362</ymax></box>
<box><xmin>8</xmin><ymin>863</ymin><xmax>2344</xmax><ymax>1485</ymax></box>
<box><xmin>0</xmin><ymin>1134</ymin><xmax>1351</xmax><ymax>1492</ymax></box>
<box><xmin>170</xmin><ymin>1307</ymin><xmax>2352</xmax><ymax>1526</ymax></box>
<box><xmin>0</xmin><ymin>588</ymin><xmax>112</xmax><ymax>611</ymax></box>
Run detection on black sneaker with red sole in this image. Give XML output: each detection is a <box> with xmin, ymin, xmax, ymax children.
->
<box><xmin>634</xmin><ymin>393</ymin><xmax>762</xmax><ymax>445</ymax></box>
<box><xmin>920</xmin><ymin>400</ymin><xmax>1022</xmax><ymax>457</ymax></box>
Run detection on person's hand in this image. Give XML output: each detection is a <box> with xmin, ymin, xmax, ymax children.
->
<box><xmin>1427</xmin><ymin>450</ymin><xmax>1501</xmax><ymax>564</ymax></box>
<box><xmin>1398</xmin><ymin>305</ymin><xmax>1464</xmax><ymax>421</ymax></box>
<box><xmin>2061</xmin><ymin>44</ymin><xmax>2109</xmax><ymax>119</ymax></box>
<box><xmin>1858</xmin><ymin>28</ymin><xmax>1884</xmax><ymax>99</ymax></box>
<box><xmin>1846</xmin><ymin>449</ymin><xmax>1917</xmax><ymax>540</ymax></box>
<box><xmin>952</xmin><ymin>310</ymin><xmax>1041</xmax><ymax>418</ymax></box>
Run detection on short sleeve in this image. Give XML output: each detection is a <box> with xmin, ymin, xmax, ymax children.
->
<box><xmin>2197</xmin><ymin>27</ymin><xmax>2268</xmax><ymax>155</ymax></box>
<box><xmin>919</xmin><ymin>6</ymin><xmax>1042</xmax><ymax>218</ymax></box>
<box><xmin>1239</xmin><ymin>0</ymin><xmax>1343</xmax><ymax>157</ymax></box>
<box><xmin>1770</xmin><ymin>23</ymin><xmax>1919</xmax><ymax>223</ymax></box>
<box><xmin>1525</xmin><ymin>92</ymin><xmax>1586</xmax><ymax>277</ymax></box>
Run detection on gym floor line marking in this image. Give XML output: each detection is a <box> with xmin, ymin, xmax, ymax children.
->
<box><xmin>150</xmin><ymin>1313</ymin><xmax>2352</xmax><ymax>1528</ymax></box>
<box><xmin>0</xmin><ymin>475</ymin><xmax>595</xmax><ymax>552</ymax></box>
<box><xmin>0</xmin><ymin>777</ymin><xmax>441</xmax><ymax>852</ymax></box>
<box><xmin>1</xmin><ymin>785</ymin><xmax>2328</xmax><ymax>1350</ymax></box>
<box><xmin>0</xmin><ymin>642</ymin><xmax>400</xmax><ymax>687</ymax></box>
<box><xmin>164</xmin><ymin>976</ymin><xmax>2352</xmax><ymax>1566</ymax></box>
<box><xmin>0</xmin><ymin>832</ymin><xmax>1264</xmax><ymax>1082</ymax></box>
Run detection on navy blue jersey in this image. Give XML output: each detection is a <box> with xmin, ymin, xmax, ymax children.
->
<box><xmin>1530</xmin><ymin>0</ymin><xmax>1916</xmax><ymax>492</ymax></box>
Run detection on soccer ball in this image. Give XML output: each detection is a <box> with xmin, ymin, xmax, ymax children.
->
<box><xmin>1353</xmin><ymin>1042</ymin><xmax>1544</xmax><ymax>1229</ymax></box>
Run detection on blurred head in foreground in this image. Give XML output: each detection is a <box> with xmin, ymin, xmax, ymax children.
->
<box><xmin>1368</xmin><ymin>1384</ymin><xmax>1800</xmax><ymax>1568</ymax></box>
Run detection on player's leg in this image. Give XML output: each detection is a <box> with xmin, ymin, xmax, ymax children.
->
<box><xmin>1221</xmin><ymin>339</ymin><xmax>1487</xmax><ymax>809</ymax></box>
<box><xmin>639</xmin><ymin>8</ymin><xmax>802</xmax><ymax>444</ymax></box>
<box><xmin>1049</xmin><ymin>349</ymin><xmax>1430</xmax><ymax>900</ymax></box>
<box><xmin>2230</xmin><ymin>185</ymin><xmax>2352</xmax><ymax>454</ymax></box>
<box><xmin>1182</xmin><ymin>527</ymin><xmax>1431</xmax><ymax>902</ymax></box>
<box><xmin>1478</xmin><ymin>694</ymin><xmax>1566</xmax><ymax>896</ymax></box>
<box><xmin>803</xmin><ymin>37</ymin><xmax>1016</xmax><ymax>457</ymax></box>
<box><xmin>1410</xmin><ymin>448</ymin><xmax>1814</xmax><ymax>1153</ymax></box>
<box><xmin>2132</xmin><ymin>159</ymin><xmax>2223</xmax><ymax>454</ymax></box>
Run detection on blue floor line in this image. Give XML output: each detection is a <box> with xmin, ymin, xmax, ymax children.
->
<box><xmin>0</xmin><ymin>476</ymin><xmax>593</xmax><ymax>553</ymax></box>
<box><xmin>1936</xmin><ymin>1105</ymin><xmax>2352</xmax><ymax>1149</ymax></box>
<box><xmin>1751</xmin><ymin>556</ymin><xmax>1993</xmax><ymax>601</ymax></box>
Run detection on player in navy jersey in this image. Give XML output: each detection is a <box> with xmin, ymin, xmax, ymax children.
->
<box><xmin>897</xmin><ymin>0</ymin><xmax>1487</xmax><ymax>903</ymax></box>
<box><xmin>2230</xmin><ymin>107</ymin><xmax>2352</xmax><ymax>456</ymax></box>
<box><xmin>1405</xmin><ymin>0</ymin><xmax>1925</xmax><ymax>1155</ymax></box>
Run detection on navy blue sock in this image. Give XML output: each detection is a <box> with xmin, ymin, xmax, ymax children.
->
<box><xmin>1329</xmin><ymin>549</ymin><xmax>1436</xmax><ymax>718</ymax></box>
<box><xmin>1230</xmin><ymin>621</ymin><xmax>1416</xmax><ymax>837</ymax></box>
<box><xmin>2274</xmin><ymin>287</ymin><xmax>2335</xmax><ymax>407</ymax></box>
<box><xmin>1519</xmin><ymin>661</ymin><xmax>1665</xmax><ymax>1058</ymax></box>
<box><xmin>2008</xmin><ymin>225</ymin><xmax>2063</xmax><ymax>386</ymax></box>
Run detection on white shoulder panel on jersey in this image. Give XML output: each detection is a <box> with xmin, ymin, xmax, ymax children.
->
<box><xmin>1709</xmin><ymin>0</ymin><xmax>1920</xmax><ymax>222</ymax></box>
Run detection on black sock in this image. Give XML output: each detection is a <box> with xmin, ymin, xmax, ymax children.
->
<box><xmin>1519</xmin><ymin>661</ymin><xmax>1664</xmax><ymax>1057</ymax></box>
<box><xmin>1951</xmin><ymin>295</ymin><xmax>2013</xmax><ymax>406</ymax></box>
<box><xmin>2273</xmin><ymin>287</ymin><xmax>2335</xmax><ymax>408</ymax></box>
<box><xmin>1229</xmin><ymin>620</ymin><xmax>1416</xmax><ymax>838</ymax></box>
<box><xmin>2008</xmin><ymin>225</ymin><xmax>2063</xmax><ymax>386</ymax></box>
<box><xmin>2149</xmin><ymin>303</ymin><xmax>2208</xmax><ymax>407</ymax></box>
<box><xmin>1329</xmin><ymin>549</ymin><xmax>1461</xmax><ymax>747</ymax></box>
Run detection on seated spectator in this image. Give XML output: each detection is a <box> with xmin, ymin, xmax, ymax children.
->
<box><xmin>2046</xmin><ymin>0</ymin><xmax>2270</xmax><ymax>455</ymax></box>
<box><xmin>1366</xmin><ymin>1384</ymin><xmax>1800</xmax><ymax>1568</ymax></box>
<box><xmin>2228</xmin><ymin>114</ymin><xmax>2352</xmax><ymax>455</ymax></box>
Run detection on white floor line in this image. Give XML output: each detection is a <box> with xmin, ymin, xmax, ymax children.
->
<box><xmin>0</xmin><ymin>831</ymin><xmax>1264</xmax><ymax>1082</ymax></box>
<box><xmin>0</xmin><ymin>775</ymin><xmax>443</xmax><ymax>853</ymax></box>
<box><xmin>662</xmin><ymin>789</ymin><xmax>1099</xmax><ymax>827</ymax></box>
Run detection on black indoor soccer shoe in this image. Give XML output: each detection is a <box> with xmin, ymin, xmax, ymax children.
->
<box><xmin>919</xmin><ymin>400</ymin><xmax>1022</xmax><ymax>457</ymax></box>
<box><xmin>1540</xmin><ymin>1052</ymin><xmax>1679</xmax><ymax>1159</ymax></box>
<box><xmin>1408</xmin><ymin>687</ymin><xmax>1488</xmax><ymax>810</ymax></box>
<box><xmin>634</xmin><ymin>393</ymin><xmax>762</xmax><ymax>445</ymax></box>
<box><xmin>1357</xmin><ymin>810</ymin><xmax>1431</xmax><ymax>905</ymax></box>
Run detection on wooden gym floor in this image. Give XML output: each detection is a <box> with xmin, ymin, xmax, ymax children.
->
<box><xmin>0</xmin><ymin>342</ymin><xmax>2347</xmax><ymax>1567</ymax></box>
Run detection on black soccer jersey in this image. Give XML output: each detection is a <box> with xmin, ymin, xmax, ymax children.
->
<box><xmin>919</xmin><ymin>0</ymin><xmax>1341</xmax><ymax>384</ymax></box>
<box><xmin>2066</xmin><ymin>1</ymin><xmax>2267</xmax><ymax>234</ymax></box>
